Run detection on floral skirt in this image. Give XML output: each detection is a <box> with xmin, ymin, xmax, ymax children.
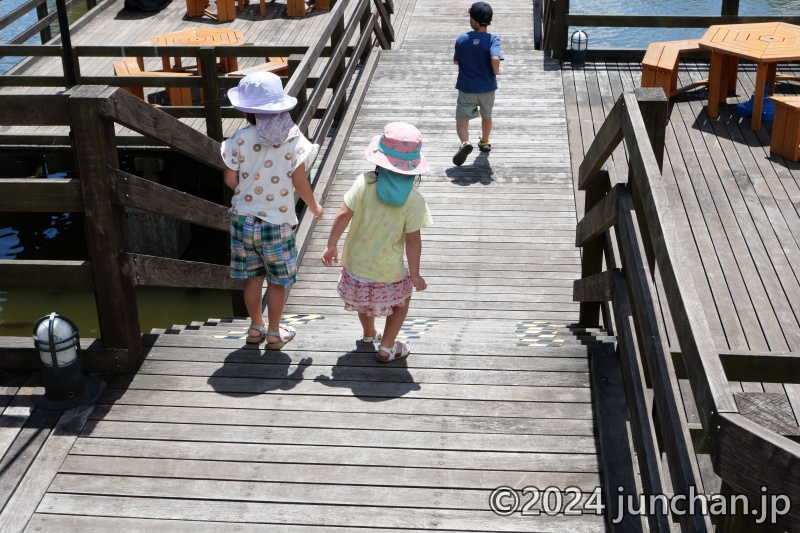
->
<box><xmin>337</xmin><ymin>269</ymin><xmax>413</xmax><ymax>317</ymax></box>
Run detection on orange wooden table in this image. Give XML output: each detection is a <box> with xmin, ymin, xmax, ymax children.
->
<box><xmin>700</xmin><ymin>22</ymin><xmax>800</xmax><ymax>131</ymax></box>
<box><xmin>150</xmin><ymin>28</ymin><xmax>245</xmax><ymax>74</ymax></box>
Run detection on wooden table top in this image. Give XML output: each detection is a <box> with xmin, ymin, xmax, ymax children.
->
<box><xmin>150</xmin><ymin>28</ymin><xmax>245</xmax><ymax>47</ymax></box>
<box><xmin>700</xmin><ymin>22</ymin><xmax>800</xmax><ymax>63</ymax></box>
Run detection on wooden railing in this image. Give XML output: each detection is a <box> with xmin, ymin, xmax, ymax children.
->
<box><xmin>573</xmin><ymin>87</ymin><xmax>800</xmax><ymax>531</ymax></box>
<box><xmin>541</xmin><ymin>0</ymin><xmax>800</xmax><ymax>60</ymax></box>
<box><xmin>0</xmin><ymin>0</ymin><xmax>394</xmax><ymax>144</ymax></box>
<box><xmin>0</xmin><ymin>0</ymin><xmax>391</xmax><ymax>373</ymax></box>
<box><xmin>0</xmin><ymin>0</ymin><xmax>97</xmax><ymax>46</ymax></box>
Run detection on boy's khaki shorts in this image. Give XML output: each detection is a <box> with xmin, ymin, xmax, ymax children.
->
<box><xmin>456</xmin><ymin>90</ymin><xmax>496</xmax><ymax>121</ymax></box>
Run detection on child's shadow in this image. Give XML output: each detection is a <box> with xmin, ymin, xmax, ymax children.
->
<box><xmin>208</xmin><ymin>346</ymin><xmax>312</xmax><ymax>397</ymax></box>
<box><xmin>314</xmin><ymin>345</ymin><xmax>421</xmax><ymax>402</ymax></box>
<box><xmin>446</xmin><ymin>151</ymin><xmax>494</xmax><ymax>186</ymax></box>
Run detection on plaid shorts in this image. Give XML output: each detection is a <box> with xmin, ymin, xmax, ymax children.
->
<box><xmin>229</xmin><ymin>215</ymin><xmax>297</xmax><ymax>285</ymax></box>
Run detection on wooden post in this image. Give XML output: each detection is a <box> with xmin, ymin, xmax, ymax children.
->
<box><xmin>578</xmin><ymin>170</ymin><xmax>611</xmax><ymax>327</ymax></box>
<box><xmin>198</xmin><ymin>47</ymin><xmax>223</xmax><ymax>143</ymax></box>
<box><xmin>720</xmin><ymin>0</ymin><xmax>739</xmax><ymax>17</ymax></box>
<box><xmin>36</xmin><ymin>1</ymin><xmax>52</xmax><ymax>44</ymax></box>
<box><xmin>288</xmin><ymin>54</ymin><xmax>308</xmax><ymax>137</ymax></box>
<box><xmin>551</xmin><ymin>0</ymin><xmax>569</xmax><ymax>60</ymax></box>
<box><xmin>533</xmin><ymin>0</ymin><xmax>543</xmax><ymax>51</ymax></box>
<box><xmin>330</xmin><ymin>16</ymin><xmax>348</xmax><ymax>124</ymax></box>
<box><xmin>69</xmin><ymin>86</ymin><xmax>141</xmax><ymax>371</ymax></box>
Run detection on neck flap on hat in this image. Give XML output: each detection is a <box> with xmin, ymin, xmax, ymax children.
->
<box><xmin>376</xmin><ymin>167</ymin><xmax>415</xmax><ymax>206</ymax></box>
<box><xmin>255</xmin><ymin>112</ymin><xmax>300</xmax><ymax>145</ymax></box>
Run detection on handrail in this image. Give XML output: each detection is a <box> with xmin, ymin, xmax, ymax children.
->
<box><xmin>0</xmin><ymin>0</ymin><xmax>392</xmax><ymax>372</ymax></box>
<box><xmin>573</xmin><ymin>87</ymin><xmax>800</xmax><ymax>530</ymax></box>
<box><xmin>1</xmin><ymin>0</ymin><xmax>87</xmax><ymax>45</ymax></box>
<box><xmin>541</xmin><ymin>0</ymin><xmax>800</xmax><ymax>60</ymax></box>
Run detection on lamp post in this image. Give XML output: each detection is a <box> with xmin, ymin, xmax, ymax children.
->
<box><xmin>570</xmin><ymin>30</ymin><xmax>588</xmax><ymax>67</ymax></box>
<box><xmin>32</xmin><ymin>312</ymin><xmax>98</xmax><ymax>409</ymax></box>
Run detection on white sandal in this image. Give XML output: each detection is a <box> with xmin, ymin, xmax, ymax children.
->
<box><xmin>377</xmin><ymin>341</ymin><xmax>410</xmax><ymax>363</ymax></box>
<box><xmin>246</xmin><ymin>324</ymin><xmax>267</xmax><ymax>344</ymax></box>
<box><xmin>265</xmin><ymin>324</ymin><xmax>296</xmax><ymax>350</ymax></box>
<box><xmin>362</xmin><ymin>329</ymin><xmax>383</xmax><ymax>342</ymax></box>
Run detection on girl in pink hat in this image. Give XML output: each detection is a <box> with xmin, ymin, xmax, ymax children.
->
<box><xmin>322</xmin><ymin>122</ymin><xmax>433</xmax><ymax>362</ymax></box>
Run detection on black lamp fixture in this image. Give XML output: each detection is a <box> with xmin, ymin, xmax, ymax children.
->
<box><xmin>32</xmin><ymin>312</ymin><xmax>98</xmax><ymax>409</ymax></box>
<box><xmin>570</xmin><ymin>30</ymin><xmax>588</xmax><ymax>67</ymax></box>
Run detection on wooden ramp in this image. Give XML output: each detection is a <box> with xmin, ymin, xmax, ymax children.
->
<box><xmin>0</xmin><ymin>1</ymin><xmax>610</xmax><ymax>531</ymax></box>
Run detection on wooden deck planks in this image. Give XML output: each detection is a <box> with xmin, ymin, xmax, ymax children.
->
<box><xmin>5</xmin><ymin>7</ymin><xmax>799</xmax><ymax>526</ymax></box>
<box><xmin>13</xmin><ymin>1</ymin><xmax>605</xmax><ymax>531</ymax></box>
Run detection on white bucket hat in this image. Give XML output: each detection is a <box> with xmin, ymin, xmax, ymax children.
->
<box><xmin>228</xmin><ymin>71</ymin><xmax>297</xmax><ymax>114</ymax></box>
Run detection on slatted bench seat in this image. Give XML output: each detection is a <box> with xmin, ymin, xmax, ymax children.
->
<box><xmin>641</xmin><ymin>39</ymin><xmax>709</xmax><ymax>104</ymax></box>
<box><xmin>113</xmin><ymin>58</ymin><xmax>194</xmax><ymax>106</ymax></box>
<box><xmin>770</xmin><ymin>95</ymin><xmax>800</xmax><ymax>162</ymax></box>
<box><xmin>228</xmin><ymin>57</ymin><xmax>289</xmax><ymax>78</ymax></box>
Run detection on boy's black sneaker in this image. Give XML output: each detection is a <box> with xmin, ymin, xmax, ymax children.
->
<box><xmin>452</xmin><ymin>141</ymin><xmax>473</xmax><ymax>166</ymax></box>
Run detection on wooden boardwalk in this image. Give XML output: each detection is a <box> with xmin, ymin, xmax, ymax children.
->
<box><xmin>0</xmin><ymin>0</ymin><xmax>608</xmax><ymax>532</ymax></box>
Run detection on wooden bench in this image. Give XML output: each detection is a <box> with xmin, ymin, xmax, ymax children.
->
<box><xmin>770</xmin><ymin>95</ymin><xmax>800</xmax><ymax>162</ymax></box>
<box><xmin>113</xmin><ymin>58</ymin><xmax>194</xmax><ymax>106</ymax></box>
<box><xmin>641</xmin><ymin>39</ymin><xmax>710</xmax><ymax>104</ymax></box>
<box><xmin>228</xmin><ymin>57</ymin><xmax>289</xmax><ymax>78</ymax></box>
<box><xmin>286</xmin><ymin>0</ymin><xmax>329</xmax><ymax>17</ymax></box>
<box><xmin>237</xmin><ymin>0</ymin><xmax>272</xmax><ymax>15</ymax></box>
<box><xmin>186</xmin><ymin>0</ymin><xmax>236</xmax><ymax>21</ymax></box>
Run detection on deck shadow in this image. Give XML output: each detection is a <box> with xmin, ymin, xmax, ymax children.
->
<box><xmin>208</xmin><ymin>347</ymin><xmax>312</xmax><ymax>396</ymax></box>
<box><xmin>314</xmin><ymin>348</ymin><xmax>421</xmax><ymax>402</ymax></box>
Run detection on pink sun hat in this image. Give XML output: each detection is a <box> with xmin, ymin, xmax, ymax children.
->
<box><xmin>364</xmin><ymin>122</ymin><xmax>430</xmax><ymax>176</ymax></box>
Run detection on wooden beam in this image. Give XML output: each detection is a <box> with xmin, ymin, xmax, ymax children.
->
<box><xmin>294</xmin><ymin>45</ymin><xmax>381</xmax><ymax>284</ymax></box>
<box><xmin>576</xmin><ymin>183</ymin><xmax>623</xmax><ymax>247</ymax></box>
<box><xmin>0</xmin><ymin>260</ymin><xmax>94</xmax><ymax>292</ymax></box>
<box><xmin>672</xmin><ymin>349</ymin><xmax>800</xmax><ymax>384</ymax></box>
<box><xmin>565</xmin><ymin>14</ymin><xmax>800</xmax><ymax>27</ymax></box>
<box><xmin>110</xmin><ymin>170</ymin><xmax>229</xmax><ymax>232</ymax></box>
<box><xmin>123</xmin><ymin>253</ymin><xmax>244</xmax><ymax>291</ymax></box>
<box><xmin>284</xmin><ymin>0</ymin><xmax>350</xmax><ymax>99</ymax></box>
<box><xmin>0</xmin><ymin>337</ymin><xmax>130</xmax><ymax>373</ymax></box>
<box><xmin>612</xmin><ymin>271</ymin><xmax>673</xmax><ymax>533</ymax></box>
<box><xmin>102</xmin><ymin>87</ymin><xmax>224</xmax><ymax>172</ymax></box>
<box><xmin>616</xmin><ymin>191</ymin><xmax>712</xmax><ymax>532</ymax></box>
<box><xmin>578</xmin><ymin>95</ymin><xmax>625</xmax><ymax>190</ymax></box>
<box><xmin>573</xmin><ymin>270</ymin><xmax>614</xmax><ymax>302</ymax></box>
<box><xmin>298</xmin><ymin>0</ymin><xmax>368</xmax><ymax>132</ymax></box>
<box><xmin>0</xmin><ymin>178</ymin><xmax>83</xmax><ymax>212</ymax></box>
<box><xmin>0</xmin><ymin>94</ymin><xmax>71</xmax><ymax>125</ymax></box>
<box><xmin>372</xmin><ymin>0</ymin><xmax>394</xmax><ymax>46</ymax></box>
<box><xmin>621</xmin><ymin>90</ymin><xmax>737</xmax><ymax>431</ymax></box>
<box><xmin>714</xmin><ymin>413</ymin><xmax>800</xmax><ymax>529</ymax></box>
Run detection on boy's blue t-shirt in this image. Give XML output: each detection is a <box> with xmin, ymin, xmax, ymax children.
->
<box><xmin>454</xmin><ymin>31</ymin><xmax>503</xmax><ymax>93</ymax></box>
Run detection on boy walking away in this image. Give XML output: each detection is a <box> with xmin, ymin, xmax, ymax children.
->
<box><xmin>452</xmin><ymin>1</ymin><xmax>503</xmax><ymax>166</ymax></box>
<box><xmin>221</xmin><ymin>72</ymin><xmax>323</xmax><ymax>349</ymax></box>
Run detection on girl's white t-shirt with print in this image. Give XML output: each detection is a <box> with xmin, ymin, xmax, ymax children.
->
<box><xmin>221</xmin><ymin>124</ymin><xmax>318</xmax><ymax>226</ymax></box>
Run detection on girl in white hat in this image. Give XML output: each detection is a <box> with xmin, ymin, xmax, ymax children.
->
<box><xmin>222</xmin><ymin>72</ymin><xmax>323</xmax><ymax>349</ymax></box>
<box><xmin>321</xmin><ymin>122</ymin><xmax>433</xmax><ymax>362</ymax></box>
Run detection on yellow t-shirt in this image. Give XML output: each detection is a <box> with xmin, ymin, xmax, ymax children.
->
<box><xmin>341</xmin><ymin>172</ymin><xmax>433</xmax><ymax>283</ymax></box>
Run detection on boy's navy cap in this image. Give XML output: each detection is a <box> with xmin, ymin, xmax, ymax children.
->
<box><xmin>469</xmin><ymin>1</ymin><xmax>493</xmax><ymax>25</ymax></box>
